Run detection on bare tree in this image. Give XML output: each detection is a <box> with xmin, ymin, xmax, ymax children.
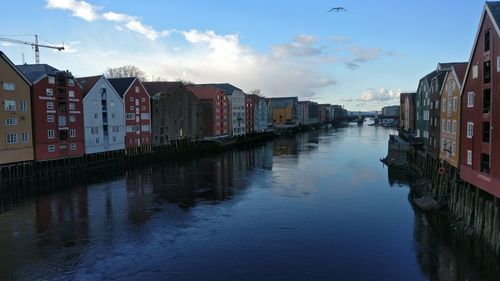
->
<box><xmin>250</xmin><ymin>89</ymin><xmax>261</xmax><ymax>96</ymax></box>
<box><xmin>105</xmin><ymin>65</ymin><xmax>148</xmax><ymax>81</ymax></box>
<box><xmin>175</xmin><ymin>78</ymin><xmax>195</xmax><ymax>85</ymax></box>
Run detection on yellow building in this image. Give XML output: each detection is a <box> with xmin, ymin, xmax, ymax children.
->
<box><xmin>272</xmin><ymin>106</ymin><xmax>293</xmax><ymax>126</ymax></box>
<box><xmin>439</xmin><ymin>63</ymin><xmax>467</xmax><ymax>168</ymax></box>
<box><xmin>0</xmin><ymin>52</ymin><xmax>34</xmax><ymax>165</ymax></box>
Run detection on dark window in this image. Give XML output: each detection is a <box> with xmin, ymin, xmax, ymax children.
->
<box><xmin>481</xmin><ymin>153</ymin><xmax>490</xmax><ymax>174</ymax></box>
<box><xmin>483</xmin><ymin>122</ymin><xmax>491</xmax><ymax>143</ymax></box>
<box><xmin>59</xmin><ymin>130</ymin><xmax>68</xmax><ymax>141</ymax></box>
<box><xmin>483</xmin><ymin>88</ymin><xmax>491</xmax><ymax>113</ymax></box>
<box><xmin>58</xmin><ymin>102</ymin><xmax>67</xmax><ymax>113</ymax></box>
<box><xmin>484</xmin><ymin>61</ymin><xmax>491</xmax><ymax>84</ymax></box>
<box><xmin>485</xmin><ymin>30</ymin><xmax>490</xmax><ymax>52</ymax></box>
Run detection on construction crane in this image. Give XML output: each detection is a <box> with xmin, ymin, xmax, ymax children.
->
<box><xmin>0</xmin><ymin>34</ymin><xmax>64</xmax><ymax>64</ymax></box>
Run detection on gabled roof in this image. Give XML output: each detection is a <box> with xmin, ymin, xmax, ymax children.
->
<box><xmin>77</xmin><ymin>75</ymin><xmax>102</xmax><ymax>97</ymax></box>
<box><xmin>187</xmin><ymin>85</ymin><xmax>225</xmax><ymax>100</ymax></box>
<box><xmin>108</xmin><ymin>77</ymin><xmax>136</xmax><ymax>98</ymax></box>
<box><xmin>198</xmin><ymin>83</ymin><xmax>242</xmax><ymax>96</ymax></box>
<box><xmin>452</xmin><ymin>62</ymin><xmax>468</xmax><ymax>86</ymax></box>
<box><xmin>487</xmin><ymin>1</ymin><xmax>500</xmax><ymax>27</ymax></box>
<box><xmin>142</xmin><ymin>81</ymin><xmax>185</xmax><ymax>98</ymax></box>
<box><xmin>16</xmin><ymin>63</ymin><xmax>62</xmax><ymax>83</ymax></box>
<box><xmin>0</xmin><ymin>51</ymin><xmax>31</xmax><ymax>86</ymax></box>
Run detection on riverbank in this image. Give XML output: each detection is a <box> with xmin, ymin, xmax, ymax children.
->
<box><xmin>382</xmin><ymin>136</ymin><xmax>500</xmax><ymax>256</ymax></box>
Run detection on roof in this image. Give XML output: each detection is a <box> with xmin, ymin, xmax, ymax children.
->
<box><xmin>142</xmin><ymin>81</ymin><xmax>185</xmax><ymax>97</ymax></box>
<box><xmin>487</xmin><ymin>2</ymin><xmax>500</xmax><ymax>27</ymax></box>
<box><xmin>267</xmin><ymin>97</ymin><xmax>298</xmax><ymax>109</ymax></box>
<box><xmin>187</xmin><ymin>85</ymin><xmax>224</xmax><ymax>100</ymax></box>
<box><xmin>198</xmin><ymin>83</ymin><xmax>242</xmax><ymax>96</ymax></box>
<box><xmin>0</xmin><ymin>51</ymin><xmax>31</xmax><ymax>86</ymax></box>
<box><xmin>246</xmin><ymin>93</ymin><xmax>261</xmax><ymax>104</ymax></box>
<box><xmin>108</xmin><ymin>77</ymin><xmax>136</xmax><ymax>98</ymax></box>
<box><xmin>77</xmin><ymin>75</ymin><xmax>102</xmax><ymax>97</ymax></box>
<box><xmin>16</xmin><ymin>63</ymin><xmax>62</xmax><ymax>83</ymax></box>
<box><xmin>451</xmin><ymin>62</ymin><xmax>468</xmax><ymax>86</ymax></box>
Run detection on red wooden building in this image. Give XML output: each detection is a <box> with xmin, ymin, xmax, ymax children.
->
<box><xmin>187</xmin><ymin>85</ymin><xmax>230</xmax><ymax>138</ymax></box>
<box><xmin>246</xmin><ymin>94</ymin><xmax>260</xmax><ymax>134</ymax></box>
<box><xmin>108</xmin><ymin>77</ymin><xmax>152</xmax><ymax>150</ymax></box>
<box><xmin>460</xmin><ymin>2</ymin><xmax>500</xmax><ymax>198</ymax></box>
<box><xmin>16</xmin><ymin>64</ymin><xmax>84</xmax><ymax>161</ymax></box>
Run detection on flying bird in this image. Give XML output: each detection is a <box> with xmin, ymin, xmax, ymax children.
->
<box><xmin>328</xmin><ymin>7</ymin><xmax>347</xmax><ymax>13</ymax></box>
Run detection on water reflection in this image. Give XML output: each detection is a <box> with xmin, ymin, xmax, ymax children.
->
<box><xmin>0</xmin><ymin>127</ymin><xmax>498</xmax><ymax>280</ymax></box>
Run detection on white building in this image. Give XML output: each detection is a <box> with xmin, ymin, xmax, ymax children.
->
<box><xmin>254</xmin><ymin>97</ymin><xmax>270</xmax><ymax>132</ymax></box>
<box><xmin>210</xmin><ymin>83</ymin><xmax>246</xmax><ymax>137</ymax></box>
<box><xmin>78</xmin><ymin>75</ymin><xmax>125</xmax><ymax>154</ymax></box>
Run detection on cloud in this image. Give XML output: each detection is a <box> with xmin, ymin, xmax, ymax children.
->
<box><xmin>272</xmin><ymin>35</ymin><xmax>323</xmax><ymax>58</ymax></box>
<box><xmin>340</xmin><ymin>98</ymin><xmax>353</xmax><ymax>102</ymax></box>
<box><xmin>46</xmin><ymin>0</ymin><xmax>169</xmax><ymax>40</ymax></box>
<box><xmin>330</xmin><ymin>36</ymin><xmax>351</xmax><ymax>43</ymax></box>
<box><xmin>358</xmin><ymin>88</ymin><xmax>401</xmax><ymax>102</ymax></box>
<box><xmin>344</xmin><ymin>47</ymin><xmax>385</xmax><ymax>70</ymax></box>
<box><xmin>46</xmin><ymin>0</ymin><xmax>99</xmax><ymax>21</ymax></box>
<box><xmin>1</xmin><ymin>42</ymin><xmax>13</xmax><ymax>47</ymax></box>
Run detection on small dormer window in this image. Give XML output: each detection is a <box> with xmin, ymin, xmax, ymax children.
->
<box><xmin>48</xmin><ymin>76</ymin><xmax>55</xmax><ymax>84</ymax></box>
<box><xmin>68</xmin><ymin>79</ymin><xmax>75</xmax><ymax>86</ymax></box>
<box><xmin>135</xmin><ymin>86</ymin><xmax>140</xmax><ymax>93</ymax></box>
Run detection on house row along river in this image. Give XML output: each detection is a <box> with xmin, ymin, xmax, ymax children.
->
<box><xmin>0</xmin><ymin>125</ymin><xmax>498</xmax><ymax>280</ymax></box>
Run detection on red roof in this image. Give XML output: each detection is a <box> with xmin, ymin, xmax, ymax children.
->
<box><xmin>187</xmin><ymin>85</ymin><xmax>225</xmax><ymax>100</ymax></box>
<box><xmin>77</xmin><ymin>75</ymin><xmax>103</xmax><ymax>97</ymax></box>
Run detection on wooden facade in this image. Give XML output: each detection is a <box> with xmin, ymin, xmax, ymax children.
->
<box><xmin>0</xmin><ymin>52</ymin><xmax>34</xmax><ymax>164</ymax></box>
<box><xmin>187</xmin><ymin>85</ymin><xmax>230</xmax><ymax>138</ymax></box>
<box><xmin>460</xmin><ymin>2</ymin><xmax>500</xmax><ymax>198</ymax></box>
<box><xmin>399</xmin><ymin>93</ymin><xmax>416</xmax><ymax>132</ymax></box>
<box><xmin>17</xmin><ymin>64</ymin><xmax>84</xmax><ymax>161</ymax></box>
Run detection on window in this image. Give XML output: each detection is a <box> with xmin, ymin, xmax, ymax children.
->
<box><xmin>21</xmin><ymin>133</ymin><xmax>28</xmax><ymax>143</ymax></box>
<box><xmin>59</xmin><ymin>130</ymin><xmax>67</xmax><ymax>141</ymax></box>
<box><xmin>441</xmin><ymin>119</ymin><xmax>446</xmax><ymax>132</ymax></box>
<box><xmin>47</xmin><ymin>102</ymin><xmax>54</xmax><ymax>110</ymax></box>
<box><xmin>140</xmin><ymin>113</ymin><xmax>150</xmax><ymax>120</ymax></box>
<box><xmin>69</xmin><ymin>115</ymin><xmax>76</xmax><ymax>122</ymax></box>
<box><xmin>70</xmin><ymin>129</ymin><xmax>76</xmax><ymax>137</ymax></box>
<box><xmin>452</xmin><ymin>97</ymin><xmax>457</xmax><ymax>112</ymax></box>
<box><xmin>467</xmin><ymin>122</ymin><xmax>474</xmax><ymax>138</ymax></box>
<box><xmin>467</xmin><ymin>92</ymin><xmax>474</xmax><ymax>107</ymax></box>
<box><xmin>135</xmin><ymin>86</ymin><xmax>140</xmax><ymax>93</ymax></box>
<box><xmin>472</xmin><ymin>65</ymin><xmax>478</xmax><ymax>79</ymax></box>
<box><xmin>141</xmin><ymin>98</ymin><xmax>145</xmax><ymax>102</ymax></box>
<box><xmin>68</xmin><ymin>79</ymin><xmax>75</xmax><ymax>86</ymax></box>
<box><xmin>96</xmin><ymin>138</ymin><xmax>100</xmax><ymax>144</ymax></box>
<box><xmin>4</xmin><ymin>100</ymin><xmax>16</xmax><ymax>111</ymax></box>
<box><xmin>94</xmin><ymin>113</ymin><xmax>99</xmax><ymax>120</ymax></box>
<box><xmin>48</xmin><ymin>77</ymin><xmax>55</xmax><ymax>84</ymax></box>
<box><xmin>447</xmin><ymin>120</ymin><xmax>451</xmax><ymax>133</ymax></box>
<box><xmin>141</xmin><ymin>106</ymin><xmax>146</xmax><ymax>111</ymax></box>
<box><xmin>48</xmin><ymin>130</ymin><xmax>55</xmax><ymax>139</ymax></box>
<box><xmin>483</xmin><ymin>89</ymin><xmax>491</xmax><ymax>113</ymax></box>
<box><xmin>485</xmin><ymin>30</ymin><xmax>491</xmax><ymax>52</ymax></box>
<box><xmin>497</xmin><ymin>56</ymin><xmax>500</xmax><ymax>72</ymax></box>
<box><xmin>452</xmin><ymin>120</ymin><xmax>457</xmax><ymax>134</ymax></box>
<box><xmin>19</xmin><ymin>101</ymin><xmax>27</xmax><ymax>111</ymax></box>
<box><xmin>47</xmin><ymin>115</ymin><xmax>54</xmax><ymax>123</ymax></box>
<box><xmin>126</xmin><ymin>113</ymin><xmax>135</xmax><ymax>120</ymax></box>
<box><xmin>481</xmin><ymin>154</ymin><xmax>490</xmax><ymax>174</ymax></box>
<box><xmin>68</xmin><ymin>90</ymin><xmax>75</xmax><ymax>98</ymax></box>
<box><xmin>129</xmin><ymin>97</ymin><xmax>134</xmax><ymax>102</ymax></box>
<box><xmin>141</xmin><ymin>125</ymin><xmax>150</xmax><ymax>132</ymax></box>
<box><xmin>6</xmin><ymin>133</ymin><xmax>17</xmax><ymax>144</ymax></box>
<box><xmin>111</xmin><ymin>113</ymin><xmax>115</xmax><ymax>119</ymax></box>
<box><xmin>483</xmin><ymin>122</ymin><xmax>491</xmax><ymax>143</ymax></box>
<box><xmin>442</xmin><ymin>99</ymin><xmax>446</xmax><ymax>112</ymax></box>
<box><xmin>3</xmin><ymin>82</ymin><xmax>15</xmax><ymax>91</ymax></box>
<box><xmin>126</xmin><ymin>125</ymin><xmax>135</xmax><ymax>132</ymax></box>
<box><xmin>91</xmin><ymin>127</ymin><xmax>99</xmax><ymax>134</ymax></box>
<box><xmin>46</xmin><ymin>88</ymin><xmax>53</xmax><ymax>96</ymax></box>
<box><xmin>129</xmin><ymin>106</ymin><xmax>134</xmax><ymax>111</ymax></box>
<box><xmin>5</xmin><ymin>117</ymin><xmax>17</xmax><ymax>125</ymax></box>
<box><xmin>47</xmin><ymin>145</ymin><xmax>55</xmax><ymax>152</ymax></box>
<box><xmin>70</xmin><ymin>143</ymin><xmax>76</xmax><ymax>150</ymax></box>
<box><xmin>484</xmin><ymin>61</ymin><xmax>491</xmax><ymax>83</ymax></box>
<box><xmin>112</xmin><ymin>136</ymin><xmax>117</xmax><ymax>142</ymax></box>
<box><xmin>69</xmin><ymin>103</ymin><xmax>75</xmax><ymax>111</ymax></box>
<box><xmin>112</xmin><ymin>126</ymin><xmax>119</xmax><ymax>133</ymax></box>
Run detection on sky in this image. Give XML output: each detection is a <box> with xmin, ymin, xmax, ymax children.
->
<box><xmin>0</xmin><ymin>0</ymin><xmax>487</xmax><ymax>111</ymax></box>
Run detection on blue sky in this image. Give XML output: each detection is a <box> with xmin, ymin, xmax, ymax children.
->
<box><xmin>0</xmin><ymin>0</ymin><xmax>486</xmax><ymax>111</ymax></box>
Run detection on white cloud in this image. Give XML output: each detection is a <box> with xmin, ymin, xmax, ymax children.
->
<box><xmin>46</xmin><ymin>0</ymin><xmax>100</xmax><ymax>21</ymax></box>
<box><xmin>1</xmin><ymin>42</ymin><xmax>13</xmax><ymax>47</ymax></box>
<box><xmin>46</xmin><ymin>0</ymin><xmax>169</xmax><ymax>40</ymax></box>
<box><xmin>358</xmin><ymin>88</ymin><xmax>401</xmax><ymax>102</ymax></box>
<box><xmin>272</xmin><ymin>35</ymin><xmax>323</xmax><ymax>58</ymax></box>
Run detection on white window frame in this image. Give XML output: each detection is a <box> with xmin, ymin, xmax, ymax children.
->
<box><xmin>6</xmin><ymin>133</ymin><xmax>17</xmax><ymax>144</ymax></box>
<box><xmin>48</xmin><ymin>130</ymin><xmax>55</xmax><ymax>139</ymax></box>
<box><xmin>47</xmin><ymin>102</ymin><xmax>54</xmax><ymax>110</ymax></box>
<box><xmin>70</xmin><ymin>129</ymin><xmax>76</xmax><ymax>138</ymax></box>
<box><xmin>19</xmin><ymin>101</ymin><xmax>28</xmax><ymax>111</ymax></box>
<box><xmin>48</xmin><ymin>77</ymin><xmax>55</xmax><ymax>84</ymax></box>
<box><xmin>21</xmin><ymin>132</ymin><xmax>29</xmax><ymax>143</ymax></box>
<box><xmin>5</xmin><ymin>117</ymin><xmax>17</xmax><ymax>125</ymax></box>
<box><xmin>467</xmin><ymin>150</ymin><xmax>472</xmax><ymax>165</ymax></box>
<box><xmin>48</xmin><ymin>145</ymin><xmax>56</xmax><ymax>152</ymax></box>
<box><xmin>68</xmin><ymin>90</ymin><xmax>75</xmax><ymax>98</ymax></box>
<box><xmin>467</xmin><ymin>122</ymin><xmax>474</xmax><ymax>138</ymax></box>
<box><xmin>472</xmin><ymin>65</ymin><xmax>478</xmax><ymax>79</ymax></box>
<box><xmin>46</xmin><ymin>88</ymin><xmax>53</xmax><ymax>96</ymax></box>
<box><xmin>3</xmin><ymin>82</ymin><xmax>15</xmax><ymax>91</ymax></box>
<box><xmin>70</xmin><ymin>143</ymin><xmax>77</xmax><ymax>150</ymax></box>
<box><xmin>47</xmin><ymin>115</ymin><xmax>55</xmax><ymax>123</ymax></box>
<box><xmin>467</xmin><ymin>92</ymin><xmax>474</xmax><ymax>108</ymax></box>
<box><xmin>4</xmin><ymin>100</ymin><xmax>16</xmax><ymax>111</ymax></box>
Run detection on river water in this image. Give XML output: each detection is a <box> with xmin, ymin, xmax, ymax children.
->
<box><xmin>0</xmin><ymin>125</ymin><xmax>498</xmax><ymax>281</ymax></box>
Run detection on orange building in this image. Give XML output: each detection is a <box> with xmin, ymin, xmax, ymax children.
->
<box><xmin>0</xmin><ymin>52</ymin><xmax>34</xmax><ymax>165</ymax></box>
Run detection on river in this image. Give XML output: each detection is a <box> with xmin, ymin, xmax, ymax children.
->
<box><xmin>0</xmin><ymin>125</ymin><xmax>498</xmax><ymax>281</ymax></box>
